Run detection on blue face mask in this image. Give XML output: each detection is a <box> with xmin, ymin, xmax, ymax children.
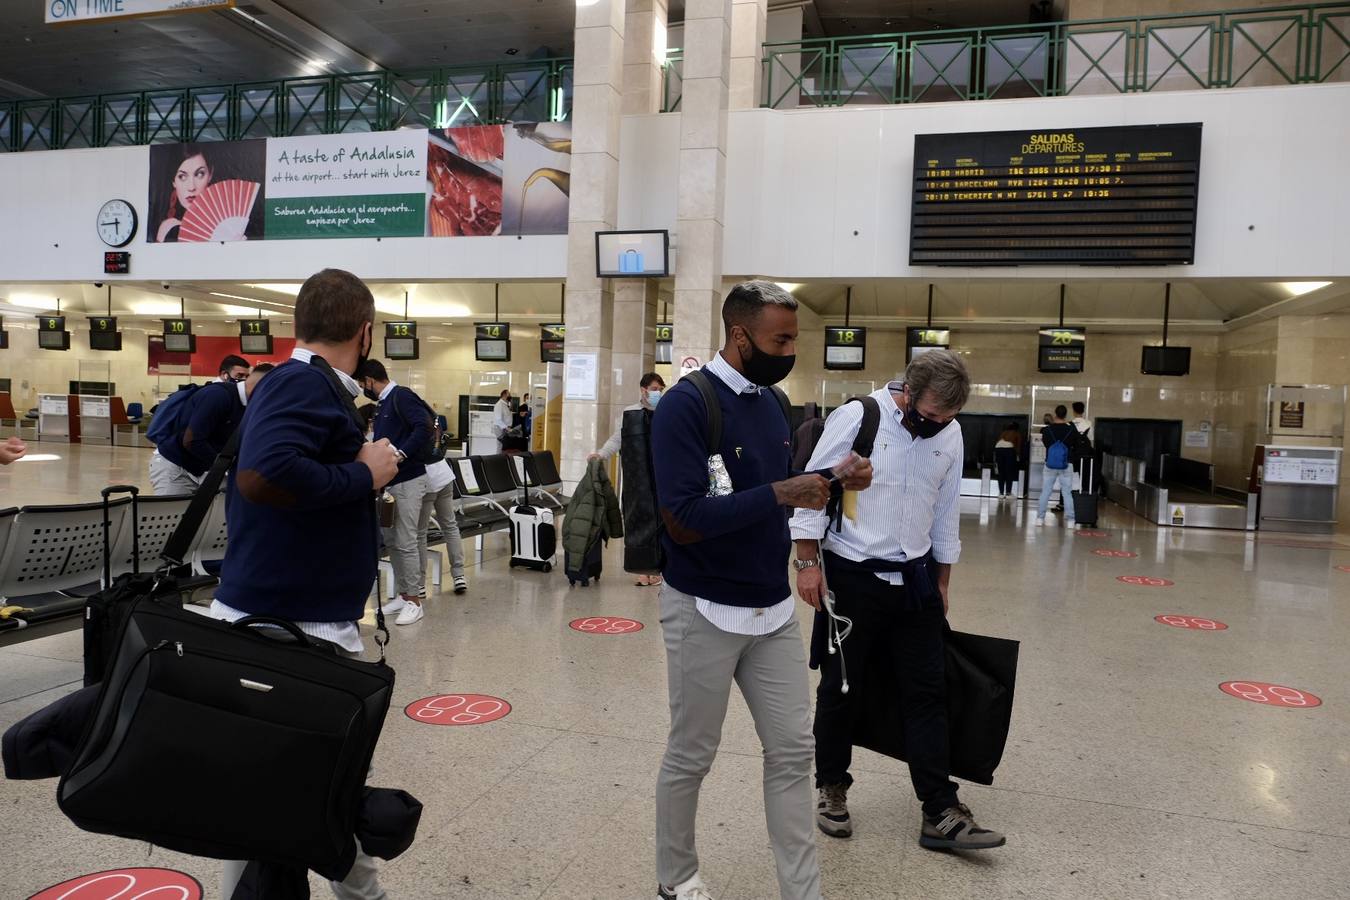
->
<box><xmin>646</xmin><ymin>389</ymin><xmax>663</xmax><ymax>408</ymax></box>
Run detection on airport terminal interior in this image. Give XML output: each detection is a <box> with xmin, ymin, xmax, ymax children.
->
<box><xmin>1</xmin><ymin>0</ymin><xmax>1349</xmax><ymax>898</ymax></box>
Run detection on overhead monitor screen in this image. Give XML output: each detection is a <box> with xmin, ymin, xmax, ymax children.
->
<box><xmin>1038</xmin><ymin>326</ymin><xmax>1086</xmax><ymax>373</ymax></box>
<box><xmin>596</xmin><ymin>230</ymin><xmax>670</xmax><ymax>277</ymax></box>
<box><xmin>163</xmin><ymin>333</ymin><xmax>195</xmax><ymax>353</ymax></box>
<box><xmin>911</xmin><ymin>123</ymin><xmax>1202</xmax><ymax>266</ymax></box>
<box><xmin>240</xmin><ymin>334</ymin><xmax>273</xmax><ymax>355</ymax></box>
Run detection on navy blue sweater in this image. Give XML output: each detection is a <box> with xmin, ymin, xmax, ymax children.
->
<box><xmin>372</xmin><ymin>385</ymin><xmax>430</xmax><ymax>485</ymax></box>
<box><xmin>157</xmin><ymin>381</ymin><xmax>245</xmax><ymax>476</ymax></box>
<box><xmin>651</xmin><ymin>370</ymin><xmax>791</xmax><ymax>608</ymax></box>
<box><xmin>216</xmin><ymin>359</ymin><xmax>377</xmax><ymax>623</ymax></box>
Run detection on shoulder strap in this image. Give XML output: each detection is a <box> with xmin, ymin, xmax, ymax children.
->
<box><xmin>684</xmin><ymin>370</ymin><xmax>722</xmax><ymax>455</ymax></box>
<box><xmin>159</xmin><ymin>424</ymin><xmax>241</xmax><ymax>568</ymax></box>
<box><xmin>767</xmin><ymin>386</ymin><xmax>792</xmax><ymax>431</ymax></box>
<box><xmin>848</xmin><ymin>396</ymin><xmax>881</xmax><ymax>458</ymax></box>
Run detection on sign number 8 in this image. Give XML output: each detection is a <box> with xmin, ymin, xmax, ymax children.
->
<box><xmin>1219</xmin><ymin>681</ymin><xmax>1321</xmax><ymax>708</ymax></box>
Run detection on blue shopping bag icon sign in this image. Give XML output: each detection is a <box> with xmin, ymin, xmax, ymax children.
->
<box><xmin>619</xmin><ymin>248</ymin><xmax>644</xmax><ymax>274</ymax></box>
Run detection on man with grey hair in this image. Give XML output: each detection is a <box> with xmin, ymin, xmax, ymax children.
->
<box><xmin>792</xmin><ymin>349</ymin><xmax>1007</xmax><ymax>852</ymax></box>
<box><xmin>650</xmin><ymin>280</ymin><xmax>872</xmax><ymax>900</ymax></box>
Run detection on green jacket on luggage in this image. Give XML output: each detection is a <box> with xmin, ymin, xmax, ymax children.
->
<box><xmin>563</xmin><ymin>458</ymin><xmax>623</xmax><ymax>560</ymax></box>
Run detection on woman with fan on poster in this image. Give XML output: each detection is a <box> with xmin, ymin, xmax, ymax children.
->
<box><xmin>149</xmin><ymin>141</ymin><xmax>266</xmax><ymax>243</ymax></box>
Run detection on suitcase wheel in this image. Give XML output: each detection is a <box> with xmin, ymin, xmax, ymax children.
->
<box><xmin>508</xmin><ymin>561</ymin><xmax>516</xmax><ymax>569</ymax></box>
<box><xmin>542</xmin><ymin>563</ymin><xmax>552</xmax><ymax>573</ymax></box>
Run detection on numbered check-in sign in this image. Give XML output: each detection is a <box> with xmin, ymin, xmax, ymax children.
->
<box><xmin>1219</xmin><ymin>682</ymin><xmax>1321</xmax><ymax>709</ymax></box>
<box><xmin>569</xmin><ymin>616</ymin><xmax>644</xmax><ymax>634</ymax></box>
<box><xmin>404</xmin><ymin>694</ymin><xmax>512</xmax><ymax>726</ymax></box>
<box><xmin>28</xmin><ymin>867</ymin><xmax>202</xmax><ymax>900</ymax></box>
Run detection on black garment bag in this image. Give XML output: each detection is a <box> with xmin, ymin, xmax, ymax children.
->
<box><xmin>59</xmin><ymin>353</ymin><xmax>396</xmax><ymax>881</ymax></box>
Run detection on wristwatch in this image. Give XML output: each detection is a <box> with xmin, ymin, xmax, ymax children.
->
<box><xmin>792</xmin><ymin>558</ymin><xmax>820</xmax><ymax>571</ymax></box>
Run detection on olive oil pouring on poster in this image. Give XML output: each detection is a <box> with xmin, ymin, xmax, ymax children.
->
<box><xmin>145</xmin><ymin>124</ymin><xmax>572</xmax><ymax>243</ymax></box>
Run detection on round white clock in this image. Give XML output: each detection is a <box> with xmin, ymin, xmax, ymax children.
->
<box><xmin>96</xmin><ymin>199</ymin><xmax>138</xmax><ymax>248</ymax></box>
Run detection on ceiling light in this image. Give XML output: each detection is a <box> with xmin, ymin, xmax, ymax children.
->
<box><xmin>775</xmin><ymin>283</ymin><xmax>803</xmax><ymax>293</ymax></box>
<box><xmin>7</xmin><ymin>293</ymin><xmax>57</xmax><ymax>309</ymax></box>
<box><xmin>576</xmin><ymin>0</ymin><xmax>602</xmax><ymax>6</ymax></box>
<box><xmin>1279</xmin><ymin>281</ymin><xmax>1331</xmax><ymax>297</ymax></box>
<box><xmin>306</xmin><ymin>58</ymin><xmax>333</xmax><ymax>69</ymax></box>
<box><xmin>131</xmin><ymin>300</ymin><xmax>184</xmax><ymax>316</ymax></box>
<box><xmin>246</xmin><ymin>283</ymin><xmax>302</xmax><ymax>296</ymax></box>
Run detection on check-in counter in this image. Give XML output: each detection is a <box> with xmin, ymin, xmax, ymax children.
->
<box><xmin>36</xmin><ymin>394</ymin><xmax>74</xmax><ymax>442</ymax></box>
<box><xmin>1103</xmin><ymin>452</ymin><xmax>1257</xmax><ymax>530</ymax></box>
<box><xmin>79</xmin><ymin>395</ymin><xmax>113</xmax><ymax>446</ymax></box>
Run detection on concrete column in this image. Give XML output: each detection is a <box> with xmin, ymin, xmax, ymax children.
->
<box><xmin>611</xmin><ymin>279</ymin><xmax>660</xmax><ymax>407</ymax></box>
<box><xmin>729</xmin><ymin>0</ymin><xmax>767</xmax><ymax>109</ymax></box>
<box><xmin>563</xmin><ymin>0</ymin><xmax>626</xmax><ymax>490</ymax></box>
<box><xmin>671</xmin><ymin>0</ymin><xmax>733</xmax><ymax>373</ymax></box>
<box><xmin>623</xmin><ymin>0</ymin><xmax>669</xmax><ymax>115</ymax></box>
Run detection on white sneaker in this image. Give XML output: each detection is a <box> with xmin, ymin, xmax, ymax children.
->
<box><xmin>395</xmin><ymin>601</ymin><xmax>424</xmax><ymax>626</ymax></box>
<box><xmin>380</xmin><ymin>596</ymin><xmax>406</xmax><ymax>615</ymax></box>
<box><xmin>657</xmin><ymin>873</ymin><xmax>714</xmax><ymax>900</ymax></box>
<box><xmin>1035</xmin><ymin>517</ymin><xmax>1045</xmax><ymax>526</ymax></box>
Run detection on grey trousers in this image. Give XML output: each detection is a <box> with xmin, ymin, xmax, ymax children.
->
<box><xmin>148</xmin><ymin>450</ymin><xmax>199</xmax><ymax>495</ymax></box>
<box><xmin>418</xmin><ymin>481</ymin><xmax>466</xmax><ymax>588</ymax></box>
<box><xmin>656</xmin><ymin>585</ymin><xmax>821</xmax><ymax>900</ymax></box>
<box><xmin>383</xmin><ymin>475</ymin><xmax>428</xmax><ymax>598</ymax></box>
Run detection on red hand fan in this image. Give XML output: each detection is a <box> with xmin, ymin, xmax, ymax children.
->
<box><xmin>177</xmin><ymin>179</ymin><xmax>261</xmax><ymax>242</ymax></box>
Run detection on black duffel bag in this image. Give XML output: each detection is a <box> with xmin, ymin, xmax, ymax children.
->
<box><xmin>619</xmin><ymin>406</ymin><xmax>665</xmax><ymax>574</ymax></box>
<box><xmin>59</xmin><ymin>598</ymin><xmax>395</xmax><ymax>881</ymax></box>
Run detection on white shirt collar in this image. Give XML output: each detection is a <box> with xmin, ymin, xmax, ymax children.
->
<box><xmin>290</xmin><ymin>347</ymin><xmax>360</xmax><ymax>398</ymax></box>
<box><xmin>705</xmin><ymin>351</ymin><xmax>759</xmax><ymax>394</ymax></box>
<box><xmin>236</xmin><ymin>379</ymin><xmax>249</xmax><ymax>407</ymax></box>
<box><xmin>378</xmin><ymin>381</ymin><xmax>397</xmax><ymax>402</ymax></box>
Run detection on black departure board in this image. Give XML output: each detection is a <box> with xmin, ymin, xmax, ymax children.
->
<box><xmin>824</xmin><ymin>326</ymin><xmax>867</xmax><ymax>371</ymax></box>
<box><xmin>1038</xmin><ymin>326</ymin><xmax>1086</xmax><ymax>373</ymax></box>
<box><xmin>911</xmin><ymin>123</ymin><xmax>1202</xmax><ymax>266</ymax></box>
<box><xmin>88</xmin><ymin>316</ymin><xmax>122</xmax><ymax>352</ymax></box>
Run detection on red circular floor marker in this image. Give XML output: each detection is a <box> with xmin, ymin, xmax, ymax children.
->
<box><xmin>1155</xmin><ymin>615</ymin><xmax>1228</xmax><ymax>631</ymax></box>
<box><xmin>1093</xmin><ymin>549</ymin><xmax>1138</xmax><ymax>558</ymax></box>
<box><xmin>569</xmin><ymin>616</ymin><xmax>644</xmax><ymax>634</ymax></box>
<box><xmin>405</xmin><ymin>694</ymin><xmax>511</xmax><ymax>726</ymax></box>
<box><xmin>1075</xmin><ymin>530</ymin><xmax>1109</xmax><ymax>538</ymax></box>
<box><xmin>28</xmin><ymin>868</ymin><xmax>202</xmax><ymax>900</ymax></box>
<box><xmin>1336</xmin><ymin>565</ymin><xmax>1350</xmax><ymax>574</ymax></box>
<box><xmin>1117</xmin><ymin>575</ymin><xmax>1174</xmax><ymax>587</ymax></box>
<box><xmin>1219</xmin><ymin>682</ymin><xmax>1321</xmax><ymax>709</ymax></box>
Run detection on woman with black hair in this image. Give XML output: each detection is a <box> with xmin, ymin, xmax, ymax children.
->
<box><xmin>994</xmin><ymin>421</ymin><xmax>1022</xmax><ymax>498</ymax></box>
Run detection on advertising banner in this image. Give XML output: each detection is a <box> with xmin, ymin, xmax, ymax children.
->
<box><xmin>147</xmin><ymin>126</ymin><xmax>568</xmax><ymax>242</ymax></box>
<box><xmin>47</xmin><ymin>1</ymin><xmax>233</xmax><ymax>26</ymax></box>
<box><xmin>265</xmin><ymin>132</ymin><xmax>426</xmax><ymax>239</ymax></box>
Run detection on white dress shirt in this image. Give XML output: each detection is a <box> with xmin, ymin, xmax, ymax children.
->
<box><xmin>790</xmin><ymin>383</ymin><xmax>963</xmax><ymax>586</ymax></box>
<box><xmin>210</xmin><ymin>346</ymin><xmax>368</xmax><ymax>653</ymax></box>
<box><xmin>692</xmin><ymin>352</ymin><xmax>795</xmax><ymax>636</ymax></box>
<box><xmin>492</xmin><ymin>398</ymin><xmax>513</xmax><ymax>437</ymax></box>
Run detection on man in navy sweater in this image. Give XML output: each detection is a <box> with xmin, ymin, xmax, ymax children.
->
<box><xmin>359</xmin><ymin>358</ymin><xmax>434</xmax><ymax>626</ymax></box>
<box><xmin>148</xmin><ymin>362</ymin><xmax>272</xmax><ymax>493</ymax></box>
<box><xmin>211</xmin><ymin>268</ymin><xmax>399</xmax><ymax>900</ymax></box>
<box><xmin>651</xmin><ymin>281</ymin><xmax>871</xmax><ymax>900</ymax></box>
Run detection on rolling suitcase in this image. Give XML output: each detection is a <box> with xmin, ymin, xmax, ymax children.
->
<box><xmin>566</xmin><ymin>539</ymin><xmax>603</xmax><ymax>587</ymax></box>
<box><xmin>509</xmin><ymin>476</ymin><xmax>556</xmax><ymax>572</ymax></box>
<box><xmin>1071</xmin><ymin>458</ymin><xmax>1099</xmax><ymax>527</ymax></box>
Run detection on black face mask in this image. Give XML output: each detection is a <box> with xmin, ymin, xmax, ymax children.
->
<box><xmin>738</xmin><ymin>333</ymin><xmax>795</xmax><ymax>387</ymax></box>
<box><xmin>351</xmin><ymin>323</ymin><xmax>372</xmax><ymax>379</ymax></box>
<box><xmin>363</xmin><ymin>387</ymin><xmax>380</xmax><ymax>403</ymax></box>
<box><xmin>903</xmin><ymin>390</ymin><xmax>948</xmax><ymax>440</ymax></box>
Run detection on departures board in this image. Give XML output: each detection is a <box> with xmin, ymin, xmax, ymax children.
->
<box><xmin>910</xmin><ymin>123</ymin><xmax>1201</xmax><ymax>266</ymax></box>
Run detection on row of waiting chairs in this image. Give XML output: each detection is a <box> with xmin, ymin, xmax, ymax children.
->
<box><xmin>1</xmin><ymin>451</ymin><xmax>568</xmax><ymax>635</ymax></box>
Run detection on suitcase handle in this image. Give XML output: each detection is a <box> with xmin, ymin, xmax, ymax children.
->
<box><xmin>231</xmin><ymin>616</ymin><xmax>317</xmax><ymax>648</ymax></box>
<box><xmin>101</xmin><ymin>484</ymin><xmax>141</xmax><ymax>582</ymax></box>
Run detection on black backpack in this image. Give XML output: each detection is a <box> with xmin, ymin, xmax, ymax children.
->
<box><xmin>620</xmin><ymin>370</ymin><xmax>790</xmax><ymax>575</ymax></box>
<box><xmin>390</xmin><ymin>386</ymin><xmax>448</xmax><ymax>464</ymax></box>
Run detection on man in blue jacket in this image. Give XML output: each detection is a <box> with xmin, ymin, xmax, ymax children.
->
<box><xmin>148</xmin><ymin>362</ymin><xmax>272</xmax><ymax>494</ymax></box>
<box><xmin>650</xmin><ymin>281</ymin><xmax>870</xmax><ymax>900</ymax></box>
<box><xmin>211</xmin><ymin>268</ymin><xmax>399</xmax><ymax>900</ymax></box>
<box><xmin>359</xmin><ymin>359</ymin><xmax>435</xmax><ymax>626</ymax></box>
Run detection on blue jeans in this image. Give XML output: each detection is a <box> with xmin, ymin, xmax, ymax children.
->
<box><xmin>1038</xmin><ymin>465</ymin><xmax>1075</xmax><ymax>521</ymax></box>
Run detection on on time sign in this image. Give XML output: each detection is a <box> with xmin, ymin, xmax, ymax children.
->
<box><xmin>46</xmin><ymin>0</ymin><xmax>234</xmax><ymax>25</ymax></box>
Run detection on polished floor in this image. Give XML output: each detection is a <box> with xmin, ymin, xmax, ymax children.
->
<box><xmin>2</xmin><ymin>445</ymin><xmax>1349</xmax><ymax>899</ymax></box>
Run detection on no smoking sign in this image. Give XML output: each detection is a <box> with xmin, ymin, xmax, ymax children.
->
<box><xmin>405</xmin><ymin>694</ymin><xmax>511</xmax><ymax>726</ymax></box>
<box><xmin>1094</xmin><ymin>549</ymin><xmax>1138</xmax><ymax>558</ymax></box>
<box><xmin>28</xmin><ymin>868</ymin><xmax>202</xmax><ymax>900</ymax></box>
<box><xmin>1155</xmin><ymin>615</ymin><xmax>1227</xmax><ymax>630</ymax></box>
<box><xmin>1117</xmin><ymin>575</ymin><xmax>1174</xmax><ymax>587</ymax></box>
<box><xmin>1220</xmin><ymin>682</ymin><xmax>1321</xmax><ymax>709</ymax></box>
<box><xmin>569</xmin><ymin>616</ymin><xmax>643</xmax><ymax>634</ymax></box>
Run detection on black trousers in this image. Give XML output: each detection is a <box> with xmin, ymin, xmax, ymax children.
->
<box><xmin>994</xmin><ymin>447</ymin><xmax>1019</xmax><ymax>495</ymax></box>
<box><xmin>813</xmin><ymin>559</ymin><xmax>959</xmax><ymax>817</ymax></box>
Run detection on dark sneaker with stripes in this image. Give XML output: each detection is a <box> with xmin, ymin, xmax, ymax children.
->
<box><xmin>816</xmin><ymin>783</ymin><xmax>853</xmax><ymax>838</ymax></box>
<box><xmin>920</xmin><ymin>803</ymin><xmax>1006</xmax><ymax>850</ymax></box>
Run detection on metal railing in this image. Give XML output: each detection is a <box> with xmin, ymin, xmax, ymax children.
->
<box><xmin>759</xmin><ymin>2</ymin><xmax>1350</xmax><ymax>109</ymax></box>
<box><xmin>0</xmin><ymin>59</ymin><xmax>573</xmax><ymax>153</ymax></box>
